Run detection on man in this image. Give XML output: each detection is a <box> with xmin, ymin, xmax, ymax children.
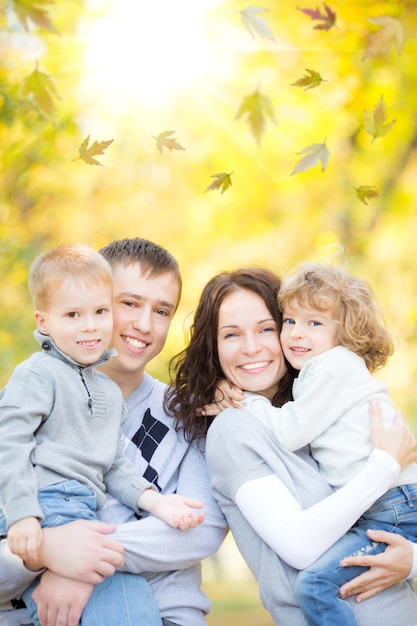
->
<box><xmin>0</xmin><ymin>238</ymin><xmax>228</xmax><ymax>626</ymax></box>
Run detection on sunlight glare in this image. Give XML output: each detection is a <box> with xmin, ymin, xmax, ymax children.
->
<box><xmin>83</xmin><ymin>0</ymin><xmax>221</xmax><ymax>109</ymax></box>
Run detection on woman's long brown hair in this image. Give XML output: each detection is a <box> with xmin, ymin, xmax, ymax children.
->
<box><xmin>164</xmin><ymin>268</ymin><xmax>297</xmax><ymax>444</ymax></box>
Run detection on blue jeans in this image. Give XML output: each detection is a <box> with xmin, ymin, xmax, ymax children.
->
<box><xmin>1</xmin><ymin>481</ymin><xmax>162</xmax><ymax>626</ymax></box>
<box><xmin>22</xmin><ymin>572</ymin><xmax>162</xmax><ymax>626</ymax></box>
<box><xmin>294</xmin><ymin>484</ymin><xmax>417</xmax><ymax>626</ymax></box>
<box><xmin>0</xmin><ymin>480</ymin><xmax>98</xmax><ymax>535</ymax></box>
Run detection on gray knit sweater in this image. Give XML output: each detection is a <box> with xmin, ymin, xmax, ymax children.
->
<box><xmin>0</xmin><ymin>331</ymin><xmax>152</xmax><ymax>528</ymax></box>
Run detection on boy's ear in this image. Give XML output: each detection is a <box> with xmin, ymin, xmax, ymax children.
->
<box><xmin>34</xmin><ymin>310</ymin><xmax>48</xmax><ymax>334</ymax></box>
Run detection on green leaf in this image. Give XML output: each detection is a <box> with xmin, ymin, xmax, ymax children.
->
<box><xmin>236</xmin><ymin>88</ymin><xmax>276</xmax><ymax>144</ymax></box>
<box><xmin>152</xmin><ymin>130</ymin><xmax>186</xmax><ymax>155</ymax></box>
<box><xmin>291</xmin><ymin>69</ymin><xmax>326</xmax><ymax>91</ymax></box>
<box><xmin>353</xmin><ymin>185</ymin><xmax>380</xmax><ymax>205</ymax></box>
<box><xmin>20</xmin><ymin>67</ymin><xmax>61</xmax><ymax>122</ymax></box>
<box><xmin>12</xmin><ymin>0</ymin><xmax>58</xmax><ymax>33</ymax></box>
<box><xmin>205</xmin><ymin>172</ymin><xmax>233</xmax><ymax>194</ymax></box>
<box><xmin>364</xmin><ymin>95</ymin><xmax>396</xmax><ymax>143</ymax></box>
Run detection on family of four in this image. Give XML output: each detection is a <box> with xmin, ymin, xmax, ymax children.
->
<box><xmin>1</xmin><ymin>237</ymin><xmax>417</xmax><ymax>626</ymax></box>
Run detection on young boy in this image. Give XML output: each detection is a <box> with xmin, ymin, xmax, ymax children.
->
<box><xmin>0</xmin><ymin>239</ymin><xmax>227</xmax><ymax>626</ymax></box>
<box><xmin>0</xmin><ymin>244</ymin><xmax>203</xmax><ymax>575</ymax></box>
<box><xmin>243</xmin><ymin>262</ymin><xmax>417</xmax><ymax>626</ymax></box>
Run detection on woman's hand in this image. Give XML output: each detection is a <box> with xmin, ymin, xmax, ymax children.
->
<box><xmin>31</xmin><ymin>570</ymin><xmax>93</xmax><ymax>626</ymax></box>
<box><xmin>28</xmin><ymin>520</ymin><xmax>124</xmax><ymax>583</ymax></box>
<box><xmin>197</xmin><ymin>379</ymin><xmax>244</xmax><ymax>416</ymax></box>
<box><xmin>339</xmin><ymin>529</ymin><xmax>413</xmax><ymax>602</ymax></box>
<box><xmin>369</xmin><ymin>400</ymin><xmax>417</xmax><ymax>469</ymax></box>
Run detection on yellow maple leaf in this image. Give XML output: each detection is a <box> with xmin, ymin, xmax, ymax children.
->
<box><xmin>74</xmin><ymin>136</ymin><xmax>114</xmax><ymax>166</ymax></box>
<box><xmin>362</xmin><ymin>16</ymin><xmax>404</xmax><ymax>60</ymax></box>
<box><xmin>205</xmin><ymin>172</ymin><xmax>233</xmax><ymax>194</ymax></box>
<box><xmin>236</xmin><ymin>88</ymin><xmax>276</xmax><ymax>144</ymax></box>
<box><xmin>353</xmin><ymin>185</ymin><xmax>380</xmax><ymax>205</ymax></box>
<box><xmin>291</xmin><ymin>69</ymin><xmax>326</xmax><ymax>91</ymax></box>
<box><xmin>364</xmin><ymin>96</ymin><xmax>396</xmax><ymax>143</ymax></box>
<box><xmin>152</xmin><ymin>131</ymin><xmax>186</xmax><ymax>155</ymax></box>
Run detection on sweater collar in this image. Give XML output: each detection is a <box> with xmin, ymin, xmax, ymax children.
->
<box><xmin>34</xmin><ymin>329</ymin><xmax>117</xmax><ymax>369</ymax></box>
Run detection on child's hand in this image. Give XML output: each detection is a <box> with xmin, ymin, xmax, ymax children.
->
<box><xmin>196</xmin><ymin>379</ymin><xmax>244</xmax><ymax>416</ymax></box>
<box><xmin>8</xmin><ymin>516</ymin><xmax>42</xmax><ymax>562</ymax></box>
<box><xmin>138</xmin><ymin>490</ymin><xmax>204</xmax><ymax>530</ymax></box>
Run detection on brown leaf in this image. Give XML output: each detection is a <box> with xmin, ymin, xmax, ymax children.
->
<box><xmin>362</xmin><ymin>16</ymin><xmax>404</xmax><ymax>60</ymax></box>
<box><xmin>13</xmin><ymin>0</ymin><xmax>59</xmax><ymax>34</ymax></box>
<box><xmin>152</xmin><ymin>131</ymin><xmax>185</xmax><ymax>155</ymax></box>
<box><xmin>74</xmin><ymin>136</ymin><xmax>114</xmax><ymax>166</ymax></box>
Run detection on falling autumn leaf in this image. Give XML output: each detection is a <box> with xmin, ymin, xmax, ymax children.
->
<box><xmin>236</xmin><ymin>88</ymin><xmax>276</xmax><ymax>144</ymax></box>
<box><xmin>297</xmin><ymin>3</ymin><xmax>336</xmax><ymax>31</ymax></box>
<box><xmin>20</xmin><ymin>66</ymin><xmax>61</xmax><ymax>122</ymax></box>
<box><xmin>239</xmin><ymin>6</ymin><xmax>276</xmax><ymax>41</ymax></box>
<box><xmin>291</xmin><ymin>68</ymin><xmax>326</xmax><ymax>91</ymax></box>
<box><xmin>74</xmin><ymin>136</ymin><xmax>114</xmax><ymax>166</ymax></box>
<box><xmin>364</xmin><ymin>96</ymin><xmax>396</xmax><ymax>143</ymax></box>
<box><xmin>291</xmin><ymin>141</ymin><xmax>330</xmax><ymax>175</ymax></box>
<box><xmin>13</xmin><ymin>0</ymin><xmax>58</xmax><ymax>34</ymax></box>
<box><xmin>353</xmin><ymin>185</ymin><xmax>380</xmax><ymax>205</ymax></box>
<box><xmin>362</xmin><ymin>16</ymin><xmax>404</xmax><ymax>60</ymax></box>
<box><xmin>152</xmin><ymin>130</ymin><xmax>186</xmax><ymax>155</ymax></box>
<box><xmin>205</xmin><ymin>172</ymin><xmax>233</xmax><ymax>194</ymax></box>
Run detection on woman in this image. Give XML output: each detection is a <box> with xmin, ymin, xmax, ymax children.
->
<box><xmin>165</xmin><ymin>268</ymin><xmax>417</xmax><ymax>625</ymax></box>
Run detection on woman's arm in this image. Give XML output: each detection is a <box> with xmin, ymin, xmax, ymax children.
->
<box><xmin>235</xmin><ymin>407</ymin><xmax>417</xmax><ymax>570</ymax></box>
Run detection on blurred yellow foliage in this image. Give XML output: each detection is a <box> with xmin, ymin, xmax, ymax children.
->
<box><xmin>1</xmin><ymin>0</ymin><xmax>417</xmax><ymax>430</ymax></box>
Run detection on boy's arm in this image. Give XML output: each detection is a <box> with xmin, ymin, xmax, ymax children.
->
<box><xmin>114</xmin><ymin>444</ymin><xmax>228</xmax><ymax>574</ymax></box>
<box><xmin>0</xmin><ymin>539</ymin><xmax>41</xmax><ymax>602</ymax></box>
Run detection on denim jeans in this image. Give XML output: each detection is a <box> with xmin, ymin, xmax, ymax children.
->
<box><xmin>0</xmin><ymin>480</ymin><xmax>98</xmax><ymax>536</ymax></box>
<box><xmin>294</xmin><ymin>484</ymin><xmax>417</xmax><ymax>626</ymax></box>
<box><xmin>1</xmin><ymin>481</ymin><xmax>162</xmax><ymax>626</ymax></box>
<box><xmin>22</xmin><ymin>572</ymin><xmax>162</xmax><ymax>626</ymax></box>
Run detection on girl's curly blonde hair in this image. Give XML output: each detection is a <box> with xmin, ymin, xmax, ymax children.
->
<box><xmin>278</xmin><ymin>262</ymin><xmax>394</xmax><ymax>372</ymax></box>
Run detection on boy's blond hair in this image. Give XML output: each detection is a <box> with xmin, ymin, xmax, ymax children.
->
<box><xmin>29</xmin><ymin>244</ymin><xmax>113</xmax><ymax>310</ymax></box>
<box><xmin>278</xmin><ymin>262</ymin><xmax>394</xmax><ymax>372</ymax></box>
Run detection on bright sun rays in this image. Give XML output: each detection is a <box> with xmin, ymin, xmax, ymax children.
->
<box><xmin>82</xmin><ymin>0</ymin><xmax>233</xmax><ymax>113</ymax></box>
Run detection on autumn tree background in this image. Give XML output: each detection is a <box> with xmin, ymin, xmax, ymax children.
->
<box><xmin>1</xmin><ymin>0</ymin><xmax>417</xmax><ymax>431</ymax></box>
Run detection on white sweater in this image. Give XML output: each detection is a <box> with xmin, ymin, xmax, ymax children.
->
<box><xmin>245</xmin><ymin>345</ymin><xmax>417</xmax><ymax>489</ymax></box>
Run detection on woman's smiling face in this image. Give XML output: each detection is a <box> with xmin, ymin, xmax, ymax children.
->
<box><xmin>217</xmin><ymin>288</ymin><xmax>287</xmax><ymax>401</ymax></box>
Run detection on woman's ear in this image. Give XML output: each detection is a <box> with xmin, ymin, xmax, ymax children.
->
<box><xmin>34</xmin><ymin>310</ymin><xmax>48</xmax><ymax>334</ymax></box>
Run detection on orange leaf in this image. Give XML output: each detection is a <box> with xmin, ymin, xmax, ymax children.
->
<box><xmin>74</xmin><ymin>136</ymin><xmax>114</xmax><ymax>166</ymax></box>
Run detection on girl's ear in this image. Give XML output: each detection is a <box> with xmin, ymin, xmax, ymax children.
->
<box><xmin>34</xmin><ymin>310</ymin><xmax>48</xmax><ymax>334</ymax></box>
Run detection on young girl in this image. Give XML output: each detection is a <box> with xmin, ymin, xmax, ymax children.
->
<box><xmin>243</xmin><ymin>262</ymin><xmax>417</xmax><ymax>626</ymax></box>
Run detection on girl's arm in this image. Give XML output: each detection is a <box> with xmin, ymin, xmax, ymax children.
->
<box><xmin>235</xmin><ymin>407</ymin><xmax>417</xmax><ymax>570</ymax></box>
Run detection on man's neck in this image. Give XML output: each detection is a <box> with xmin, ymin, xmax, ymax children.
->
<box><xmin>99</xmin><ymin>362</ymin><xmax>145</xmax><ymax>398</ymax></box>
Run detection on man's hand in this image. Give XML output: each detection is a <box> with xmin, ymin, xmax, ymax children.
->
<box><xmin>27</xmin><ymin>520</ymin><xmax>124</xmax><ymax>584</ymax></box>
<box><xmin>339</xmin><ymin>529</ymin><xmax>413</xmax><ymax>602</ymax></box>
<box><xmin>30</xmin><ymin>570</ymin><xmax>93</xmax><ymax>626</ymax></box>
